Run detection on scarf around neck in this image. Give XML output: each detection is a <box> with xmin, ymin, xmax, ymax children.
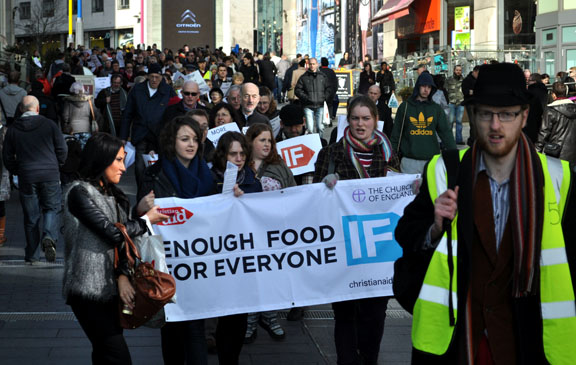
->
<box><xmin>162</xmin><ymin>156</ymin><xmax>214</xmax><ymax>199</ymax></box>
<box><xmin>343</xmin><ymin>126</ymin><xmax>393</xmax><ymax>178</ymax></box>
<box><xmin>470</xmin><ymin>133</ymin><xmax>544</xmax><ymax>297</ymax></box>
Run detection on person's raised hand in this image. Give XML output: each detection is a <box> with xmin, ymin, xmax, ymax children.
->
<box><xmin>136</xmin><ymin>190</ymin><xmax>155</xmax><ymax>216</ymax></box>
<box><xmin>145</xmin><ymin>205</ymin><xmax>170</xmax><ymax>225</ymax></box>
<box><xmin>431</xmin><ymin>186</ymin><xmax>459</xmax><ymax>241</ymax></box>
<box><xmin>233</xmin><ymin>184</ymin><xmax>244</xmax><ymax>198</ymax></box>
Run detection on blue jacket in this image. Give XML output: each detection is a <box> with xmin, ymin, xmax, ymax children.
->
<box><xmin>120</xmin><ymin>80</ymin><xmax>175</xmax><ymax>146</ymax></box>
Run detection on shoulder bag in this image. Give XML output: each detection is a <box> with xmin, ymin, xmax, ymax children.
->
<box><xmin>114</xmin><ymin>223</ymin><xmax>176</xmax><ymax>329</ymax></box>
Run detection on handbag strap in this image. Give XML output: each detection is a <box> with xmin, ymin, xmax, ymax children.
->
<box><xmin>397</xmin><ymin>102</ymin><xmax>408</xmax><ymax>155</ymax></box>
<box><xmin>88</xmin><ymin>98</ymin><xmax>96</xmax><ymax>122</ymax></box>
<box><xmin>113</xmin><ymin>222</ymin><xmax>142</xmax><ymax>269</ymax></box>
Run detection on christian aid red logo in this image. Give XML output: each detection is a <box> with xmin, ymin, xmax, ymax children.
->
<box><xmin>157</xmin><ymin>207</ymin><xmax>193</xmax><ymax>225</ymax></box>
<box><xmin>280</xmin><ymin>144</ymin><xmax>315</xmax><ymax>169</ymax></box>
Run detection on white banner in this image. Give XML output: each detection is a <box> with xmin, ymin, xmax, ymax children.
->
<box><xmin>94</xmin><ymin>76</ymin><xmax>111</xmax><ymax>97</ymax></box>
<box><xmin>336</xmin><ymin>115</ymin><xmax>384</xmax><ymax>143</ymax></box>
<box><xmin>276</xmin><ymin>134</ymin><xmax>323</xmax><ymax>175</ymax></box>
<box><xmin>155</xmin><ymin>174</ymin><xmax>418</xmax><ymax>321</ymax></box>
<box><xmin>207</xmin><ymin>123</ymin><xmax>241</xmax><ymax>147</ymax></box>
<box><xmin>184</xmin><ymin>71</ymin><xmax>210</xmax><ymax>95</ymax></box>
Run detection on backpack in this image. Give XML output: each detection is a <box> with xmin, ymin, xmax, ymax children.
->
<box><xmin>392</xmin><ymin>148</ymin><xmax>461</xmax><ymax>314</ymax></box>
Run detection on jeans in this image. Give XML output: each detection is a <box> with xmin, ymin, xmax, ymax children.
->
<box><xmin>333</xmin><ymin>297</ymin><xmax>389</xmax><ymax>365</ymax></box>
<box><xmin>448</xmin><ymin>104</ymin><xmax>465</xmax><ymax>143</ymax></box>
<box><xmin>19</xmin><ymin>181</ymin><xmax>62</xmax><ymax>262</ymax></box>
<box><xmin>304</xmin><ymin>107</ymin><xmax>324</xmax><ymax>135</ymax></box>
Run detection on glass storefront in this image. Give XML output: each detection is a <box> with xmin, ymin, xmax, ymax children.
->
<box><xmin>89</xmin><ymin>31</ymin><xmax>111</xmax><ymax>49</ymax></box>
<box><xmin>117</xmin><ymin>29</ymin><xmax>134</xmax><ymax>49</ymax></box>
<box><xmin>257</xmin><ymin>0</ymin><xmax>283</xmax><ymax>54</ymax></box>
<box><xmin>503</xmin><ymin>0</ymin><xmax>536</xmax><ymax>46</ymax></box>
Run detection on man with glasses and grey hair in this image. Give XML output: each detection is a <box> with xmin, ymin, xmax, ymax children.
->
<box><xmin>225</xmin><ymin>84</ymin><xmax>242</xmax><ymax>113</ymax></box>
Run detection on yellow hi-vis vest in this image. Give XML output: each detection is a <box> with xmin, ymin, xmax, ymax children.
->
<box><xmin>412</xmin><ymin>151</ymin><xmax>576</xmax><ymax>364</ymax></box>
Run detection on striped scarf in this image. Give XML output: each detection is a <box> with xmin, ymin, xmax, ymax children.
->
<box><xmin>343</xmin><ymin>126</ymin><xmax>393</xmax><ymax>178</ymax></box>
<box><xmin>465</xmin><ymin>133</ymin><xmax>544</xmax><ymax>362</ymax></box>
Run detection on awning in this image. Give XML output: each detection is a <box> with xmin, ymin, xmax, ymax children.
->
<box><xmin>371</xmin><ymin>0</ymin><xmax>414</xmax><ymax>26</ymax></box>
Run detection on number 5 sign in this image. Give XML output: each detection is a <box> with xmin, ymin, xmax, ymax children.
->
<box><xmin>276</xmin><ymin>134</ymin><xmax>323</xmax><ymax>175</ymax></box>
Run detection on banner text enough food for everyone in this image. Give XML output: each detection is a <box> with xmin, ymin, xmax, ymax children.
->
<box><xmin>155</xmin><ymin>174</ymin><xmax>418</xmax><ymax>321</ymax></box>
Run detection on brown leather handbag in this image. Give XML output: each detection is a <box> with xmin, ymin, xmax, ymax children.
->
<box><xmin>114</xmin><ymin>223</ymin><xmax>176</xmax><ymax>329</ymax></box>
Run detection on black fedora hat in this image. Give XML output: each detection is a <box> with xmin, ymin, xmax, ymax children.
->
<box><xmin>463</xmin><ymin>63</ymin><xmax>531</xmax><ymax>106</ymax></box>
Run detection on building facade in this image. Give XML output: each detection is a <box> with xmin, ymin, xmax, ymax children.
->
<box><xmin>535</xmin><ymin>0</ymin><xmax>576</xmax><ymax>76</ymax></box>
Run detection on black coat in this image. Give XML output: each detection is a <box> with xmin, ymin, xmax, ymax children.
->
<box><xmin>461</xmin><ymin>73</ymin><xmax>476</xmax><ymax>101</ymax></box>
<box><xmin>239</xmin><ymin>64</ymin><xmax>259</xmax><ymax>85</ymax></box>
<box><xmin>237</xmin><ymin>111</ymin><xmax>270</xmax><ymax>128</ymax></box>
<box><xmin>120</xmin><ymin>80</ymin><xmax>176</xmax><ymax>146</ymax></box>
<box><xmin>294</xmin><ymin>70</ymin><xmax>332</xmax><ymax>108</ymax></box>
<box><xmin>257</xmin><ymin>59</ymin><xmax>277</xmax><ymax>91</ymax></box>
<box><xmin>161</xmin><ymin>100</ymin><xmax>208</xmax><ymax>125</ymax></box>
<box><xmin>377</xmin><ymin>101</ymin><xmax>394</xmax><ymax>137</ymax></box>
<box><xmin>358</xmin><ymin>70</ymin><xmax>376</xmax><ymax>95</ymax></box>
<box><xmin>376</xmin><ymin>70</ymin><xmax>396</xmax><ymax>96</ymax></box>
<box><xmin>536</xmin><ymin>101</ymin><xmax>576</xmax><ymax>165</ymax></box>
<box><xmin>320</xmin><ymin>67</ymin><xmax>338</xmax><ymax>100</ymax></box>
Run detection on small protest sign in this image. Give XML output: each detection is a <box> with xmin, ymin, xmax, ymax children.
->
<box><xmin>276</xmin><ymin>134</ymin><xmax>323</xmax><ymax>175</ymax></box>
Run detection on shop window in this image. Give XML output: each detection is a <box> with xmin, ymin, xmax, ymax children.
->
<box><xmin>42</xmin><ymin>0</ymin><xmax>55</xmax><ymax>17</ymax></box>
<box><xmin>19</xmin><ymin>2</ymin><xmax>31</xmax><ymax>20</ymax></box>
<box><xmin>567</xmin><ymin>49</ymin><xmax>576</xmax><ymax>69</ymax></box>
<box><xmin>544</xmin><ymin>51</ymin><xmax>555</xmax><ymax>76</ymax></box>
<box><xmin>93</xmin><ymin>0</ymin><xmax>104</xmax><ymax>13</ymax></box>
<box><xmin>563</xmin><ymin>26</ymin><xmax>576</xmax><ymax>43</ymax></box>
<box><xmin>538</xmin><ymin>0</ymin><xmax>558</xmax><ymax>14</ymax></box>
<box><xmin>542</xmin><ymin>28</ymin><xmax>556</xmax><ymax>46</ymax></box>
<box><xmin>118</xmin><ymin>0</ymin><xmax>130</xmax><ymax>10</ymax></box>
<box><xmin>565</xmin><ymin>0</ymin><xmax>576</xmax><ymax>10</ymax></box>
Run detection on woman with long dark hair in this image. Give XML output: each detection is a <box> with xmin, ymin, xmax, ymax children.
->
<box><xmin>239</xmin><ymin>53</ymin><xmax>259</xmax><ymax>85</ymax></box>
<box><xmin>358</xmin><ymin>62</ymin><xmax>376</xmax><ymax>95</ymax></box>
<box><xmin>136</xmin><ymin>116</ymin><xmax>214</xmax><ymax>365</ymax></box>
<box><xmin>63</xmin><ymin>133</ymin><xmax>167</xmax><ymax>364</ymax></box>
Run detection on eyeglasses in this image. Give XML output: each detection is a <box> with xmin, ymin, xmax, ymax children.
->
<box><xmin>476</xmin><ymin>110</ymin><xmax>522</xmax><ymax>122</ymax></box>
<box><xmin>182</xmin><ymin>91</ymin><xmax>199</xmax><ymax>97</ymax></box>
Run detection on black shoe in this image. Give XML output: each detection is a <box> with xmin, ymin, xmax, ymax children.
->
<box><xmin>286</xmin><ymin>307</ymin><xmax>305</xmax><ymax>321</ymax></box>
<box><xmin>42</xmin><ymin>238</ymin><xmax>56</xmax><ymax>262</ymax></box>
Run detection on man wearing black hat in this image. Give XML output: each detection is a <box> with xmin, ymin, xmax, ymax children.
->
<box><xmin>120</xmin><ymin>62</ymin><xmax>176</xmax><ymax>183</ymax></box>
<box><xmin>395</xmin><ymin>63</ymin><xmax>576</xmax><ymax>364</ymax></box>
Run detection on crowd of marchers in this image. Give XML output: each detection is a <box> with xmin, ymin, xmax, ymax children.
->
<box><xmin>1</xmin><ymin>43</ymin><xmax>576</xmax><ymax>365</ymax></box>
